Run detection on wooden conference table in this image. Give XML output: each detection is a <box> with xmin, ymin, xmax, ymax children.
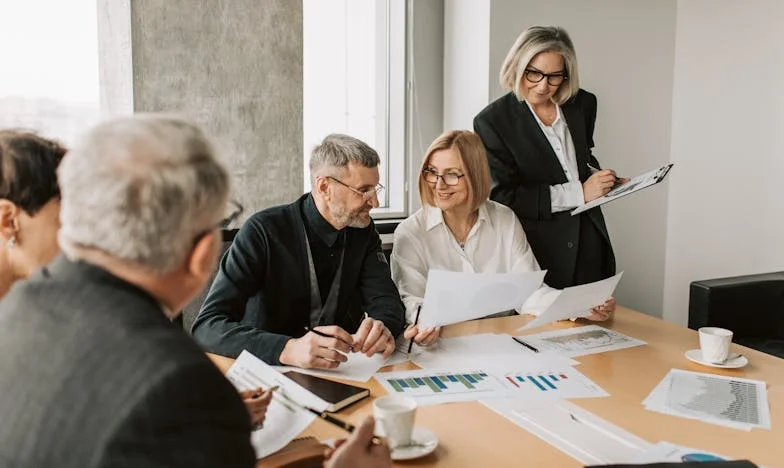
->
<box><xmin>209</xmin><ymin>307</ymin><xmax>783</xmax><ymax>467</ymax></box>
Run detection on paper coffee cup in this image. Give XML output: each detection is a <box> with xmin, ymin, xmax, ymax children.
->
<box><xmin>373</xmin><ymin>395</ymin><xmax>417</xmax><ymax>448</ymax></box>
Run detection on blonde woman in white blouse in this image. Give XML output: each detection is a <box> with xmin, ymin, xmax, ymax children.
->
<box><xmin>391</xmin><ymin>130</ymin><xmax>614</xmax><ymax>347</ymax></box>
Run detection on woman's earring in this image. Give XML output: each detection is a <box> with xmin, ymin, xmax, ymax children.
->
<box><xmin>7</xmin><ymin>236</ymin><xmax>15</xmax><ymax>250</ymax></box>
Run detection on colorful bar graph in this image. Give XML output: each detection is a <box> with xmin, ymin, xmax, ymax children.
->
<box><xmin>386</xmin><ymin>372</ymin><xmax>492</xmax><ymax>394</ymax></box>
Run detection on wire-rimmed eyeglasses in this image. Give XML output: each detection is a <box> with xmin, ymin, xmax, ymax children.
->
<box><xmin>193</xmin><ymin>199</ymin><xmax>244</xmax><ymax>245</ymax></box>
<box><xmin>326</xmin><ymin>176</ymin><xmax>384</xmax><ymax>201</ymax></box>
<box><xmin>524</xmin><ymin>68</ymin><xmax>568</xmax><ymax>86</ymax></box>
<box><xmin>422</xmin><ymin>169</ymin><xmax>465</xmax><ymax>186</ymax></box>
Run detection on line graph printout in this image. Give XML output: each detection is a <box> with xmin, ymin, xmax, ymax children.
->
<box><xmin>643</xmin><ymin>369</ymin><xmax>770</xmax><ymax>430</ymax></box>
<box><xmin>519</xmin><ymin>325</ymin><xmax>646</xmax><ymax>358</ymax></box>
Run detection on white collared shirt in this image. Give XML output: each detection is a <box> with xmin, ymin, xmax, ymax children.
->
<box><xmin>390</xmin><ymin>201</ymin><xmax>560</xmax><ymax>323</ymax></box>
<box><xmin>524</xmin><ymin>100</ymin><xmax>585</xmax><ymax>212</ymax></box>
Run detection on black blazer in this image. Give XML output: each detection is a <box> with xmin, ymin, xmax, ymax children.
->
<box><xmin>473</xmin><ymin>89</ymin><xmax>615</xmax><ymax>288</ymax></box>
<box><xmin>192</xmin><ymin>193</ymin><xmax>405</xmax><ymax>364</ymax></box>
<box><xmin>0</xmin><ymin>257</ymin><xmax>255</xmax><ymax>467</ymax></box>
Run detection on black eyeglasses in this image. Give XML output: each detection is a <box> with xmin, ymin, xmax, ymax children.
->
<box><xmin>326</xmin><ymin>176</ymin><xmax>384</xmax><ymax>201</ymax></box>
<box><xmin>524</xmin><ymin>69</ymin><xmax>568</xmax><ymax>86</ymax></box>
<box><xmin>193</xmin><ymin>199</ymin><xmax>244</xmax><ymax>245</ymax></box>
<box><xmin>422</xmin><ymin>169</ymin><xmax>465</xmax><ymax>186</ymax></box>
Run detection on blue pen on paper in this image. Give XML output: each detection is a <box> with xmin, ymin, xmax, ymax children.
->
<box><xmin>512</xmin><ymin>336</ymin><xmax>539</xmax><ymax>353</ymax></box>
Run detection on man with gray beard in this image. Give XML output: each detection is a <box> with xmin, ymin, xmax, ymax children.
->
<box><xmin>192</xmin><ymin>134</ymin><xmax>404</xmax><ymax>369</ymax></box>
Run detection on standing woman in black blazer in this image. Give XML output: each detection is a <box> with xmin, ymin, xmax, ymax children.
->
<box><xmin>474</xmin><ymin>26</ymin><xmax>625</xmax><ymax>308</ymax></box>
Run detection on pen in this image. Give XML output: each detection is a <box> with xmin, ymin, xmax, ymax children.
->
<box><xmin>304</xmin><ymin>326</ymin><xmax>354</xmax><ymax>351</ymax></box>
<box><xmin>274</xmin><ymin>389</ymin><xmax>382</xmax><ymax>444</ymax></box>
<box><xmin>251</xmin><ymin>385</ymin><xmax>278</xmax><ymax>399</ymax></box>
<box><xmin>407</xmin><ymin>304</ymin><xmax>422</xmax><ymax>355</ymax></box>
<box><xmin>512</xmin><ymin>336</ymin><xmax>539</xmax><ymax>353</ymax></box>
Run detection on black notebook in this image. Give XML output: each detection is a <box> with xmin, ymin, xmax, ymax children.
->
<box><xmin>282</xmin><ymin>371</ymin><xmax>370</xmax><ymax>412</ymax></box>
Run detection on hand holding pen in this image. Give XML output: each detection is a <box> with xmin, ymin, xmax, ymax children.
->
<box><xmin>584</xmin><ymin>164</ymin><xmax>629</xmax><ymax>202</ymax></box>
<box><xmin>402</xmin><ymin>304</ymin><xmax>440</xmax><ymax>349</ymax></box>
<box><xmin>239</xmin><ymin>385</ymin><xmax>277</xmax><ymax>430</ymax></box>
<box><xmin>278</xmin><ymin>325</ymin><xmax>355</xmax><ymax>370</ymax></box>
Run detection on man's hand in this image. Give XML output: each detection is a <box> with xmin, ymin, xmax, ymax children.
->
<box><xmin>239</xmin><ymin>387</ymin><xmax>273</xmax><ymax>429</ymax></box>
<box><xmin>324</xmin><ymin>416</ymin><xmax>391</xmax><ymax>468</ymax></box>
<box><xmin>352</xmin><ymin>317</ymin><xmax>395</xmax><ymax>359</ymax></box>
<box><xmin>403</xmin><ymin>325</ymin><xmax>441</xmax><ymax>347</ymax></box>
<box><xmin>586</xmin><ymin>297</ymin><xmax>616</xmax><ymax>321</ymax></box>
<box><xmin>278</xmin><ymin>325</ymin><xmax>354</xmax><ymax>369</ymax></box>
<box><xmin>583</xmin><ymin>169</ymin><xmax>620</xmax><ymax>202</ymax></box>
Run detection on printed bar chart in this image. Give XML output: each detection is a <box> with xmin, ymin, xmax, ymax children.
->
<box><xmin>387</xmin><ymin>372</ymin><xmax>490</xmax><ymax>393</ymax></box>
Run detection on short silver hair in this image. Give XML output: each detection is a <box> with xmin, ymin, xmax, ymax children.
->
<box><xmin>58</xmin><ymin>114</ymin><xmax>231</xmax><ymax>274</ymax></box>
<box><xmin>309</xmin><ymin>134</ymin><xmax>380</xmax><ymax>186</ymax></box>
<box><xmin>499</xmin><ymin>26</ymin><xmax>580</xmax><ymax>105</ymax></box>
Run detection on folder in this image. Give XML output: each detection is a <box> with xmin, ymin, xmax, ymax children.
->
<box><xmin>572</xmin><ymin>163</ymin><xmax>673</xmax><ymax>215</ymax></box>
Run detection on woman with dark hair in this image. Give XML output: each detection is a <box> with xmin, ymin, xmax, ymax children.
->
<box><xmin>0</xmin><ymin>130</ymin><xmax>66</xmax><ymax>298</ymax></box>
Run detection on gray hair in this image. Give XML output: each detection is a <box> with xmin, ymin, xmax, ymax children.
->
<box><xmin>57</xmin><ymin>114</ymin><xmax>231</xmax><ymax>274</ymax></box>
<box><xmin>309</xmin><ymin>134</ymin><xmax>380</xmax><ymax>186</ymax></box>
<box><xmin>499</xmin><ymin>26</ymin><xmax>580</xmax><ymax>105</ymax></box>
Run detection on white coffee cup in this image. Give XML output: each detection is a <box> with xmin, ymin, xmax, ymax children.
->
<box><xmin>698</xmin><ymin>327</ymin><xmax>733</xmax><ymax>363</ymax></box>
<box><xmin>373</xmin><ymin>395</ymin><xmax>417</xmax><ymax>448</ymax></box>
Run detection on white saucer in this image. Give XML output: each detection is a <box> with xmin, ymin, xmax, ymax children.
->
<box><xmin>391</xmin><ymin>427</ymin><xmax>438</xmax><ymax>461</ymax></box>
<box><xmin>685</xmin><ymin>349</ymin><xmax>748</xmax><ymax>369</ymax></box>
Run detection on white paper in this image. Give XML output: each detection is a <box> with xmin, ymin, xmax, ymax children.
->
<box><xmin>518</xmin><ymin>325</ymin><xmax>646</xmax><ymax>357</ymax></box>
<box><xmin>629</xmin><ymin>441</ymin><xmax>731</xmax><ymax>463</ymax></box>
<box><xmin>642</xmin><ymin>369</ymin><xmax>771</xmax><ymax>431</ymax></box>
<box><xmin>376</xmin><ymin>365</ymin><xmax>607</xmax><ymax>406</ymax></box>
<box><xmin>226</xmin><ymin>351</ymin><xmax>329</xmax><ymax>459</ymax></box>
<box><xmin>521</xmin><ymin>273</ymin><xmax>623</xmax><ymax>330</ymax></box>
<box><xmin>481</xmin><ymin>399</ymin><xmax>652</xmax><ymax>465</ymax></box>
<box><xmin>410</xmin><ymin>333</ymin><xmax>578</xmax><ymax>372</ymax></box>
<box><xmin>418</xmin><ymin>269</ymin><xmax>546</xmax><ymax>328</ymax></box>
<box><xmin>282</xmin><ymin>351</ymin><xmax>387</xmax><ymax>382</ymax></box>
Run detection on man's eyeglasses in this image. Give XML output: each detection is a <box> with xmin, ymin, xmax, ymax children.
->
<box><xmin>524</xmin><ymin>69</ymin><xmax>568</xmax><ymax>86</ymax></box>
<box><xmin>326</xmin><ymin>176</ymin><xmax>384</xmax><ymax>201</ymax></box>
<box><xmin>422</xmin><ymin>169</ymin><xmax>465</xmax><ymax>186</ymax></box>
<box><xmin>193</xmin><ymin>199</ymin><xmax>244</xmax><ymax>245</ymax></box>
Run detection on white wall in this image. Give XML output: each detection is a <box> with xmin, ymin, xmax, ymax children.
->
<box><xmin>443</xmin><ymin>0</ymin><xmax>490</xmax><ymax>131</ymax></box>
<box><xmin>663</xmin><ymin>0</ymin><xmax>784</xmax><ymax>325</ymax></box>
<box><xmin>486</xmin><ymin>0</ymin><xmax>677</xmax><ymax>317</ymax></box>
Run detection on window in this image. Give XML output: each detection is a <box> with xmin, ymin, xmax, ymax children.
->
<box><xmin>303</xmin><ymin>0</ymin><xmax>406</xmax><ymax>218</ymax></box>
<box><xmin>0</xmin><ymin>0</ymin><xmax>100</xmax><ymax>145</ymax></box>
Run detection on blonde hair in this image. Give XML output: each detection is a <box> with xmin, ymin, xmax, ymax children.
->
<box><xmin>499</xmin><ymin>25</ymin><xmax>580</xmax><ymax>105</ymax></box>
<box><xmin>419</xmin><ymin>130</ymin><xmax>490</xmax><ymax>213</ymax></box>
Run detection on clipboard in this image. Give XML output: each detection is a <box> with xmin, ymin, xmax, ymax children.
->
<box><xmin>571</xmin><ymin>163</ymin><xmax>673</xmax><ymax>215</ymax></box>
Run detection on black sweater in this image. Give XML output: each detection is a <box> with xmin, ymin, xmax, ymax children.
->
<box><xmin>191</xmin><ymin>193</ymin><xmax>405</xmax><ymax>364</ymax></box>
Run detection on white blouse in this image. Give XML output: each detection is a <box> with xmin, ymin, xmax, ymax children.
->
<box><xmin>390</xmin><ymin>200</ymin><xmax>560</xmax><ymax>324</ymax></box>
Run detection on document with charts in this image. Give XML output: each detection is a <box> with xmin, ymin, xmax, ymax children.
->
<box><xmin>517</xmin><ymin>325</ymin><xmax>646</xmax><ymax>358</ymax></box>
<box><xmin>572</xmin><ymin>163</ymin><xmax>673</xmax><ymax>215</ymax></box>
<box><xmin>643</xmin><ymin>369</ymin><xmax>771</xmax><ymax>431</ymax></box>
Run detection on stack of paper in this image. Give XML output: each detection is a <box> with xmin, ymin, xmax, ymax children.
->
<box><xmin>643</xmin><ymin>369</ymin><xmax>771</xmax><ymax>431</ymax></box>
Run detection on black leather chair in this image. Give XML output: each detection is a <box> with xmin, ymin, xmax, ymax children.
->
<box><xmin>688</xmin><ymin>271</ymin><xmax>784</xmax><ymax>359</ymax></box>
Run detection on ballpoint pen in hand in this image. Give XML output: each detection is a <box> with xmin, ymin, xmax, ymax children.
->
<box><xmin>304</xmin><ymin>326</ymin><xmax>354</xmax><ymax>352</ymax></box>
<box><xmin>407</xmin><ymin>304</ymin><xmax>422</xmax><ymax>355</ymax></box>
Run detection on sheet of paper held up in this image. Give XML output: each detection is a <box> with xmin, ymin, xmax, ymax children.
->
<box><xmin>521</xmin><ymin>272</ymin><xmax>623</xmax><ymax>330</ymax></box>
<box><xmin>643</xmin><ymin>369</ymin><xmax>771</xmax><ymax>431</ymax></box>
<box><xmin>418</xmin><ymin>269</ymin><xmax>546</xmax><ymax>328</ymax></box>
<box><xmin>286</xmin><ymin>351</ymin><xmax>387</xmax><ymax>383</ymax></box>
<box><xmin>481</xmin><ymin>399</ymin><xmax>652</xmax><ymax>465</ymax></box>
<box><xmin>518</xmin><ymin>325</ymin><xmax>646</xmax><ymax>358</ymax></box>
<box><xmin>226</xmin><ymin>350</ymin><xmax>329</xmax><ymax>459</ymax></box>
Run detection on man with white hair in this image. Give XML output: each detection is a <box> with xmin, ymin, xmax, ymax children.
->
<box><xmin>0</xmin><ymin>115</ymin><xmax>256</xmax><ymax>466</ymax></box>
<box><xmin>192</xmin><ymin>134</ymin><xmax>405</xmax><ymax>369</ymax></box>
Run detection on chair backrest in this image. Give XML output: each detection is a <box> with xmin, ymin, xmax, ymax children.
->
<box><xmin>688</xmin><ymin>271</ymin><xmax>784</xmax><ymax>339</ymax></box>
<box><xmin>180</xmin><ymin>230</ymin><xmax>236</xmax><ymax>334</ymax></box>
